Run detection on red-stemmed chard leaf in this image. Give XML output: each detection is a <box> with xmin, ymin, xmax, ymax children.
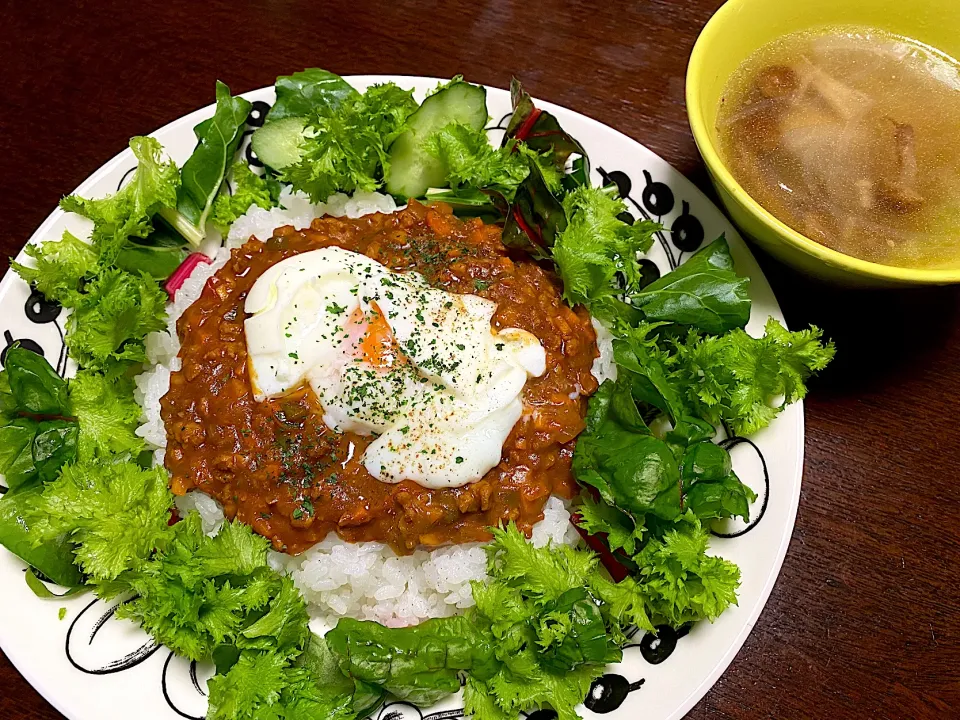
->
<box><xmin>164</xmin><ymin>253</ymin><xmax>213</xmax><ymax>301</ymax></box>
<box><xmin>501</xmin><ymin>157</ymin><xmax>567</xmax><ymax>257</ymax></box>
<box><xmin>499</xmin><ymin>79</ymin><xmax>591</xmax><ymax>255</ymax></box>
<box><xmin>570</xmin><ymin>512</ymin><xmax>631</xmax><ymax>583</ymax></box>
<box><xmin>503</xmin><ymin>78</ymin><xmax>589</xmax><ymax>174</ymax></box>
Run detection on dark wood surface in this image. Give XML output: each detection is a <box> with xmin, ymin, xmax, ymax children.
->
<box><xmin>3</xmin><ymin>1</ymin><xmax>959</xmax><ymax>718</ymax></box>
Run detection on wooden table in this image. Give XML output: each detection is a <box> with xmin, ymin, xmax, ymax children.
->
<box><xmin>3</xmin><ymin>1</ymin><xmax>959</xmax><ymax>718</ymax></box>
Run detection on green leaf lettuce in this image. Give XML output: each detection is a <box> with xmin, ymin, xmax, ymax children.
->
<box><xmin>60</xmin><ymin>136</ymin><xmax>180</xmax><ymax>266</ymax></box>
<box><xmin>69</xmin><ymin>369</ymin><xmax>144</xmax><ymax>460</ymax></box>
<box><xmin>65</xmin><ymin>267</ymin><xmax>168</xmax><ymax>372</ymax></box>
<box><xmin>281</xmin><ymin>82</ymin><xmax>418</xmax><ymax>202</ymax></box>
<box><xmin>28</xmin><ymin>457</ymin><xmax>172</xmax><ymax>582</ymax></box>
<box><xmin>210</xmin><ymin>162</ymin><xmax>278</xmax><ymax>235</ymax></box>
<box><xmin>553</xmin><ymin>186</ymin><xmax>658</xmax><ymax>308</ymax></box>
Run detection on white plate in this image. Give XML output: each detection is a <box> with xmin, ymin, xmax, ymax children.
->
<box><xmin>0</xmin><ymin>76</ymin><xmax>802</xmax><ymax>720</ymax></box>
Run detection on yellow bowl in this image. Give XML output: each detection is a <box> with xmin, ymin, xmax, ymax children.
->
<box><xmin>686</xmin><ymin>0</ymin><xmax>960</xmax><ymax>286</ymax></box>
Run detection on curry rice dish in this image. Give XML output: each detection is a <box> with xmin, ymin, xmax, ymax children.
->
<box><xmin>162</xmin><ymin>201</ymin><xmax>602</xmax><ymax>555</ymax></box>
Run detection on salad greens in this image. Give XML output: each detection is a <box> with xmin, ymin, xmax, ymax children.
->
<box><xmin>210</xmin><ymin>162</ymin><xmax>278</xmax><ymax>234</ymax></box>
<box><xmin>1</xmin><ymin>68</ymin><xmax>835</xmax><ymax>720</ymax></box>
<box><xmin>254</xmin><ymin>82</ymin><xmax>418</xmax><ymax>201</ymax></box>
<box><xmin>15</xmin><ymin>82</ymin><xmax>256</xmax><ymax>291</ymax></box>
<box><xmin>324</xmin><ymin>525</ymin><xmax>636</xmax><ymax>720</ymax></box>
<box><xmin>29</xmin><ymin>458</ymin><xmax>173</xmax><ymax>583</ymax></box>
<box><xmin>65</xmin><ymin>268</ymin><xmax>169</xmax><ymax>372</ymax></box>
<box><xmin>12</xmin><ymin>136</ymin><xmax>177</xmax><ymax>306</ymax></box>
<box><xmin>422</xmin><ymin>122</ymin><xmax>529</xmax><ymax>198</ymax></box>
<box><xmin>628</xmin><ymin>237</ymin><xmax>751</xmax><ymax>334</ymax></box>
<box><xmin>164</xmin><ymin>81</ymin><xmax>252</xmax><ymax>246</ymax></box>
<box><xmin>606</xmin><ymin>314</ymin><xmax>834</xmax><ymax>437</ymax></box>
<box><xmin>499</xmin><ymin>79</ymin><xmax>591</xmax><ymax>254</ymax></box>
<box><xmin>282</xmin><ymin>82</ymin><xmax>418</xmax><ymax>201</ymax></box>
<box><xmin>671</xmin><ymin>318</ymin><xmax>835</xmax><ymax>435</ymax></box>
<box><xmin>0</xmin><ymin>483</ymin><xmax>83</xmax><ymax>587</ymax></box>
<box><xmin>61</xmin><ymin>136</ymin><xmax>182</xmax><ymax>265</ymax></box>
<box><xmin>501</xmin><ymin>153</ymin><xmax>569</xmax><ymax>256</ymax></box>
<box><xmin>505</xmin><ymin>78</ymin><xmax>588</xmax><ymax>173</ymax></box>
<box><xmin>267</xmin><ymin>68</ymin><xmax>359</xmax><ymax>122</ymax></box>
<box><xmin>114</xmin><ymin>228</ymin><xmax>191</xmax><ymax>281</ymax></box>
<box><xmin>327</xmin><ymin>615</ymin><xmax>498</xmax><ymax>705</ymax></box>
<box><xmin>554</xmin><ymin>187</ymin><xmax>659</xmax><ymax>307</ymax></box>
<box><xmin>10</xmin><ymin>230</ymin><xmax>97</xmax><ymax>308</ymax></box>
<box><xmin>69</xmin><ymin>369</ymin><xmax>146</xmax><ymax>460</ymax></box>
<box><xmin>0</xmin><ymin>348</ymin><xmax>77</xmax><ymax>490</ymax></box>
<box><xmin>3</xmin><ymin>343</ymin><xmax>70</xmax><ymax>415</ymax></box>
<box><xmin>383</xmin><ymin>77</ymin><xmax>490</xmax><ymax>198</ymax></box>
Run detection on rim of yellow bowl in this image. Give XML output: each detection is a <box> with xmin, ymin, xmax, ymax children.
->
<box><xmin>685</xmin><ymin>0</ymin><xmax>960</xmax><ymax>286</ymax></box>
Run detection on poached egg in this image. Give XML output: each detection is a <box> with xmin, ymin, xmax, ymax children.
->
<box><xmin>244</xmin><ymin>247</ymin><xmax>545</xmax><ymax>489</ymax></box>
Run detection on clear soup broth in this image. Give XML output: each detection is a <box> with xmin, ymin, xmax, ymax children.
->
<box><xmin>716</xmin><ymin>27</ymin><xmax>960</xmax><ymax>269</ymax></box>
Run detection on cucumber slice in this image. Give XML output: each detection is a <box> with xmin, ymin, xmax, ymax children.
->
<box><xmin>385</xmin><ymin>81</ymin><xmax>488</xmax><ymax>198</ymax></box>
<box><xmin>250</xmin><ymin>116</ymin><xmax>307</xmax><ymax>170</ymax></box>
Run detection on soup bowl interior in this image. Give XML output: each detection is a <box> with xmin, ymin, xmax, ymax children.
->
<box><xmin>687</xmin><ymin>0</ymin><xmax>960</xmax><ymax>286</ymax></box>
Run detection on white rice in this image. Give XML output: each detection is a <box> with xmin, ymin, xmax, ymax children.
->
<box><xmin>271</xmin><ymin>495</ymin><xmax>579</xmax><ymax>631</ymax></box>
<box><xmin>591</xmin><ymin>317</ymin><xmax>618</xmax><ymax>385</ymax></box>
<box><xmin>174</xmin><ymin>491</ymin><xmax>226</xmax><ymax>537</ymax></box>
<box><xmin>132</xmin><ymin>190</ymin><xmax>599</xmax><ymax>628</ymax></box>
<box><xmin>226</xmin><ymin>187</ymin><xmax>398</xmax><ymax>250</ymax></box>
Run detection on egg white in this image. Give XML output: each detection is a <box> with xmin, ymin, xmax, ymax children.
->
<box><xmin>243</xmin><ymin>247</ymin><xmax>545</xmax><ymax>489</ymax></box>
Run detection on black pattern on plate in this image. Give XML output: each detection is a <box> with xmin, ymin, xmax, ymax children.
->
<box><xmin>640</xmin><ymin>169</ymin><xmax>673</xmax><ymax>217</ymax></box>
<box><xmin>525</xmin><ymin>711</ymin><xmax>558</xmax><ymax>720</ymax></box>
<box><xmin>247</xmin><ymin>100</ymin><xmax>271</xmax><ymax>128</ymax></box>
<box><xmin>490</xmin><ymin>111</ymin><xmax>513</xmax><ymax>131</ymax></box>
<box><xmin>117</xmin><ymin>166</ymin><xmax>137</xmax><ymax>191</ymax></box>
<box><xmin>22</xmin><ymin>290</ymin><xmax>67</xmax><ymax>375</ymax></box>
<box><xmin>628</xmin><ymin>624</ymin><xmax>692</xmax><ymax>665</ymax></box>
<box><xmin>65</xmin><ymin>598</ymin><xmax>160</xmax><ymax>675</ymax></box>
<box><xmin>24</xmin><ymin>289</ymin><xmax>61</xmax><ymax>324</ymax></box>
<box><xmin>671</xmin><ymin>200</ymin><xmax>705</xmax><ymax>254</ymax></box>
<box><xmin>597</xmin><ymin>166</ymin><xmax>677</xmax><ymax>270</ymax></box>
<box><xmin>712</xmin><ymin>435</ymin><xmax>771</xmax><ymax>538</ymax></box>
<box><xmin>1</xmin><ymin>330</ymin><xmax>44</xmax><ymax>365</ymax></box>
<box><xmin>245</xmin><ymin>133</ymin><xmax>263</xmax><ymax>168</ymax></box>
<box><xmin>584</xmin><ymin>674</ymin><xmax>647</xmax><ymax>714</ymax></box>
<box><xmin>161</xmin><ymin>652</ymin><xmax>206</xmax><ymax>720</ymax></box>
<box><xmin>376</xmin><ymin>702</ymin><xmax>466</xmax><ymax>720</ymax></box>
